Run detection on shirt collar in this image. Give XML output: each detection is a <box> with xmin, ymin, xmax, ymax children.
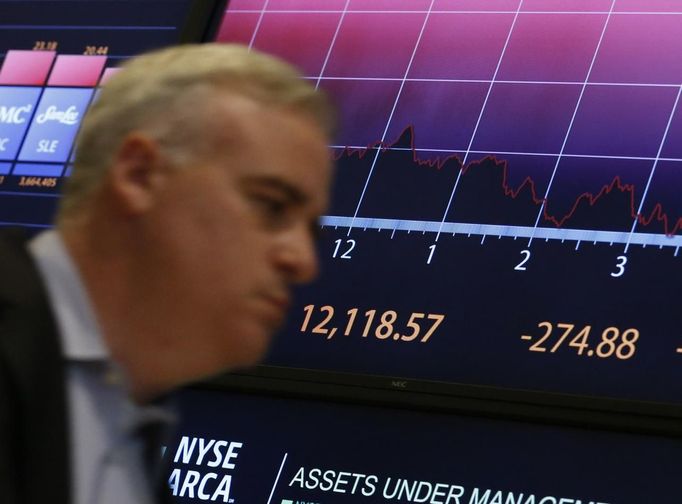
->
<box><xmin>28</xmin><ymin>229</ymin><xmax>108</xmax><ymax>361</ymax></box>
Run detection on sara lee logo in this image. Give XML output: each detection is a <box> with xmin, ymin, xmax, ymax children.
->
<box><xmin>36</xmin><ymin>105</ymin><xmax>79</xmax><ymax>125</ymax></box>
<box><xmin>0</xmin><ymin>105</ymin><xmax>32</xmax><ymax>124</ymax></box>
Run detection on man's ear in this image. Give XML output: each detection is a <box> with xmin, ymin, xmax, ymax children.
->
<box><xmin>108</xmin><ymin>133</ymin><xmax>169</xmax><ymax>216</ymax></box>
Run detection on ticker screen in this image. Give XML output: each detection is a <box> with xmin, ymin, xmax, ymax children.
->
<box><xmin>0</xmin><ymin>0</ymin><xmax>219</xmax><ymax>229</ymax></box>
<box><xmin>164</xmin><ymin>388</ymin><xmax>681</xmax><ymax>504</ymax></box>
<box><xmin>216</xmin><ymin>1</ymin><xmax>682</xmax><ymax>404</ymax></box>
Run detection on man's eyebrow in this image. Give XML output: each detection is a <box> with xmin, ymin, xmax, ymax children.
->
<box><xmin>241</xmin><ymin>176</ymin><xmax>308</xmax><ymax>204</ymax></box>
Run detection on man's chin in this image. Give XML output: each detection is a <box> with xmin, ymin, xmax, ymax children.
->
<box><xmin>222</xmin><ymin>327</ymin><xmax>273</xmax><ymax>369</ymax></box>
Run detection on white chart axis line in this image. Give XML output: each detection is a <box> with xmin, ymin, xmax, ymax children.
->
<box><xmin>320</xmin><ymin>215</ymin><xmax>682</xmax><ymax>249</ymax></box>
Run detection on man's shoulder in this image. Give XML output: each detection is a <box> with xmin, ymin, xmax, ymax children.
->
<box><xmin>0</xmin><ymin>227</ymin><xmax>70</xmax><ymax>504</ymax></box>
<box><xmin>0</xmin><ymin>227</ymin><xmax>34</xmax><ymax>274</ymax></box>
<box><xmin>0</xmin><ymin>226</ymin><xmax>58</xmax><ymax>370</ymax></box>
<box><xmin>0</xmin><ymin>227</ymin><xmax>31</xmax><ymax>259</ymax></box>
<box><xmin>0</xmin><ymin>228</ymin><xmax>45</xmax><ymax>307</ymax></box>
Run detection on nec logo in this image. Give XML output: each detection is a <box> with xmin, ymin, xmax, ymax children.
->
<box><xmin>0</xmin><ymin>105</ymin><xmax>32</xmax><ymax>124</ymax></box>
<box><xmin>391</xmin><ymin>380</ymin><xmax>408</xmax><ymax>389</ymax></box>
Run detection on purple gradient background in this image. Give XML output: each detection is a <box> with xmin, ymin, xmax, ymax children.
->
<box><xmin>497</xmin><ymin>14</ymin><xmax>605</xmax><ymax>81</ymax></box>
<box><xmin>590</xmin><ymin>14</ymin><xmax>682</xmax><ymax>85</ymax></box>
<box><xmin>215</xmin><ymin>12</ymin><xmax>260</xmax><ymax>44</ymax></box>
<box><xmin>433</xmin><ymin>0</ymin><xmax>519</xmax><ymax>10</ymax></box>
<box><xmin>249</xmin><ymin>13</ymin><xmax>340</xmax><ymax>76</ymax></box>
<box><xmin>268</xmin><ymin>0</ymin><xmax>347</xmax><ymax>9</ymax></box>
<box><xmin>661</xmin><ymin>98</ymin><xmax>682</xmax><ymax>159</ymax></box>
<box><xmin>565</xmin><ymin>85</ymin><xmax>678</xmax><ymax>157</ymax></box>
<box><xmin>408</xmin><ymin>13</ymin><xmax>514</xmax><ymax>80</ymax></box>
<box><xmin>522</xmin><ymin>0</ymin><xmax>613</xmax><ymax>11</ymax></box>
<box><xmin>320</xmin><ymin>78</ymin><xmax>401</xmax><ymax>147</ymax></box>
<box><xmin>615</xmin><ymin>0</ymin><xmax>682</xmax><ymax>12</ymax></box>
<box><xmin>217</xmin><ymin>1</ymin><xmax>682</xmax><ymax>233</ymax></box>
<box><xmin>472</xmin><ymin>83</ymin><xmax>581</xmax><ymax>153</ymax></box>
<box><xmin>386</xmin><ymin>81</ymin><xmax>488</xmax><ymax>150</ymax></box>
<box><xmin>226</xmin><ymin>0</ymin><xmax>682</xmax><ymax>12</ymax></box>
<box><xmin>226</xmin><ymin>0</ymin><xmax>266</xmax><ymax>10</ymax></box>
<box><xmin>350</xmin><ymin>0</ymin><xmax>432</xmax><ymax>10</ymax></box>
<box><xmin>324</xmin><ymin>13</ymin><xmax>425</xmax><ymax>78</ymax></box>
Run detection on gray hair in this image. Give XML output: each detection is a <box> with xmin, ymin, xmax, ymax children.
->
<box><xmin>58</xmin><ymin>43</ymin><xmax>334</xmax><ymax>221</ymax></box>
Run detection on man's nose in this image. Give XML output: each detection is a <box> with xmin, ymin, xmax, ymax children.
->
<box><xmin>274</xmin><ymin>223</ymin><xmax>319</xmax><ymax>283</ymax></box>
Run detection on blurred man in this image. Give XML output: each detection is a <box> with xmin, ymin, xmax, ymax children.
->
<box><xmin>0</xmin><ymin>43</ymin><xmax>334</xmax><ymax>504</ymax></box>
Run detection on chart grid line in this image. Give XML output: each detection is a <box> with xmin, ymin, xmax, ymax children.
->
<box><xmin>225</xmin><ymin>10</ymin><xmax>682</xmax><ymax>16</ymax></box>
<box><xmin>624</xmin><ymin>84</ymin><xmax>682</xmax><ymax>253</ymax></box>
<box><xmin>307</xmin><ymin>77</ymin><xmax>682</xmax><ymax>88</ymax></box>
<box><xmin>347</xmin><ymin>0</ymin><xmax>436</xmax><ymax>235</ymax></box>
<box><xmin>314</xmin><ymin>0</ymin><xmax>350</xmax><ymax>90</ymax></box>
<box><xmin>247</xmin><ymin>0</ymin><xmax>270</xmax><ymax>49</ymax></box>
<box><xmin>331</xmin><ymin>146</ymin><xmax>682</xmax><ymax>163</ymax></box>
<box><xmin>435</xmin><ymin>0</ymin><xmax>525</xmax><ymax>243</ymax></box>
<box><xmin>527</xmin><ymin>0</ymin><xmax>617</xmax><ymax>247</ymax></box>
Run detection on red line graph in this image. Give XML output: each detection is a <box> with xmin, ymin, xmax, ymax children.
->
<box><xmin>335</xmin><ymin>126</ymin><xmax>682</xmax><ymax>236</ymax></box>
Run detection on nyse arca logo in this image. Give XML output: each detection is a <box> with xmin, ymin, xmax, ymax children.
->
<box><xmin>0</xmin><ymin>105</ymin><xmax>32</xmax><ymax>124</ymax></box>
<box><xmin>168</xmin><ymin>436</ymin><xmax>244</xmax><ymax>503</ymax></box>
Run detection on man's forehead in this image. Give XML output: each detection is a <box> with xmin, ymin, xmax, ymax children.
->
<box><xmin>209</xmin><ymin>91</ymin><xmax>326</xmax><ymax>142</ymax></box>
<box><xmin>206</xmin><ymin>92</ymin><xmax>332</xmax><ymax>212</ymax></box>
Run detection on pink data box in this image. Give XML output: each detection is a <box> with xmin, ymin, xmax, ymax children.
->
<box><xmin>47</xmin><ymin>55</ymin><xmax>107</xmax><ymax>87</ymax></box>
<box><xmin>0</xmin><ymin>50</ymin><xmax>56</xmax><ymax>86</ymax></box>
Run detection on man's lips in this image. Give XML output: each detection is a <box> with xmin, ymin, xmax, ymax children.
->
<box><xmin>261</xmin><ymin>293</ymin><xmax>291</xmax><ymax>322</ymax></box>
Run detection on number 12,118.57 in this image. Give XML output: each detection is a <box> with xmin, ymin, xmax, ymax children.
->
<box><xmin>300</xmin><ymin>305</ymin><xmax>445</xmax><ymax>343</ymax></box>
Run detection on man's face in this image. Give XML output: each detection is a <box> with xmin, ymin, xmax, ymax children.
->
<box><xmin>141</xmin><ymin>93</ymin><xmax>332</xmax><ymax>378</ymax></box>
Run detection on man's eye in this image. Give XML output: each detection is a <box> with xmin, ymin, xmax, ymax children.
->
<box><xmin>252</xmin><ymin>195</ymin><xmax>289</xmax><ymax>222</ymax></box>
<box><xmin>262</xmin><ymin>198</ymin><xmax>285</xmax><ymax>214</ymax></box>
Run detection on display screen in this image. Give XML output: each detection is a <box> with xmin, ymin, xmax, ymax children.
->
<box><xmin>216</xmin><ymin>1</ymin><xmax>682</xmax><ymax>405</ymax></box>
<box><xmin>0</xmin><ymin>0</ymin><xmax>221</xmax><ymax>229</ymax></box>
<box><xmin>164</xmin><ymin>388</ymin><xmax>681</xmax><ymax>504</ymax></box>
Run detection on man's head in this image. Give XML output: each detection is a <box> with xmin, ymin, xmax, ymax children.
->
<box><xmin>59</xmin><ymin>43</ymin><xmax>334</xmax><ymax>220</ymax></box>
<box><xmin>58</xmin><ymin>44</ymin><xmax>334</xmax><ymax>400</ymax></box>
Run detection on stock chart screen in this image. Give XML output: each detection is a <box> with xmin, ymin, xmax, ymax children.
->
<box><xmin>0</xmin><ymin>0</ymin><xmax>216</xmax><ymax>229</ymax></box>
<box><xmin>164</xmin><ymin>388</ymin><xmax>681</xmax><ymax>504</ymax></box>
<box><xmin>217</xmin><ymin>0</ymin><xmax>682</xmax><ymax>404</ymax></box>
